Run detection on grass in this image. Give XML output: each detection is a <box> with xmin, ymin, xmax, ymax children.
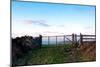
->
<box><xmin>15</xmin><ymin>44</ymin><xmax>96</xmax><ymax>66</ymax></box>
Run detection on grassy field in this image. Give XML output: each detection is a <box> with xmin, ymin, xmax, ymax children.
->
<box><xmin>16</xmin><ymin>44</ymin><xmax>96</xmax><ymax>66</ymax></box>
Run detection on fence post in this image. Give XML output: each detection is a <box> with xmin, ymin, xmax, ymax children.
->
<box><xmin>80</xmin><ymin>33</ymin><xmax>83</xmax><ymax>45</ymax></box>
<box><xmin>74</xmin><ymin>34</ymin><xmax>77</xmax><ymax>42</ymax></box>
<box><xmin>72</xmin><ymin>33</ymin><xmax>74</xmax><ymax>44</ymax></box>
<box><xmin>39</xmin><ymin>35</ymin><xmax>42</xmax><ymax>48</ymax></box>
<box><xmin>48</xmin><ymin>36</ymin><xmax>50</xmax><ymax>45</ymax></box>
<box><xmin>56</xmin><ymin>36</ymin><xmax>57</xmax><ymax>45</ymax></box>
<box><xmin>64</xmin><ymin>35</ymin><xmax>65</xmax><ymax>45</ymax></box>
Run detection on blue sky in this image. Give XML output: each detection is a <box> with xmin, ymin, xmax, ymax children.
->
<box><xmin>12</xmin><ymin>1</ymin><xmax>95</xmax><ymax>37</ymax></box>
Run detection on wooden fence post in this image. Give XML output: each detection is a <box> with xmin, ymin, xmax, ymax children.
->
<box><xmin>48</xmin><ymin>36</ymin><xmax>50</xmax><ymax>45</ymax></box>
<box><xmin>80</xmin><ymin>33</ymin><xmax>83</xmax><ymax>45</ymax></box>
<box><xmin>64</xmin><ymin>35</ymin><xmax>65</xmax><ymax>45</ymax></box>
<box><xmin>39</xmin><ymin>35</ymin><xmax>42</xmax><ymax>48</ymax></box>
<box><xmin>74</xmin><ymin>34</ymin><xmax>77</xmax><ymax>42</ymax></box>
<box><xmin>56</xmin><ymin>36</ymin><xmax>57</xmax><ymax>45</ymax></box>
<box><xmin>72</xmin><ymin>33</ymin><xmax>74</xmax><ymax>44</ymax></box>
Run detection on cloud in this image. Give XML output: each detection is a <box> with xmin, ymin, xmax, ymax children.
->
<box><xmin>58</xmin><ymin>25</ymin><xmax>65</xmax><ymax>27</ymax></box>
<box><xmin>43</xmin><ymin>31</ymin><xmax>59</xmax><ymax>33</ymax></box>
<box><xmin>84</xmin><ymin>26</ymin><xmax>95</xmax><ymax>29</ymax></box>
<box><xmin>22</xmin><ymin>20</ymin><xmax>50</xmax><ymax>27</ymax></box>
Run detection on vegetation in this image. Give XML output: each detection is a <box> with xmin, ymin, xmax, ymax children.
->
<box><xmin>12</xmin><ymin>35</ymin><xmax>42</xmax><ymax>66</ymax></box>
<box><xmin>15</xmin><ymin>43</ymin><xmax>96</xmax><ymax>66</ymax></box>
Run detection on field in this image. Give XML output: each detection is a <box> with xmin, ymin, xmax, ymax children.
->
<box><xmin>15</xmin><ymin>43</ymin><xmax>96</xmax><ymax>66</ymax></box>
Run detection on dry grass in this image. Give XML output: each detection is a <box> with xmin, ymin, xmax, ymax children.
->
<box><xmin>77</xmin><ymin>41</ymin><xmax>96</xmax><ymax>61</ymax></box>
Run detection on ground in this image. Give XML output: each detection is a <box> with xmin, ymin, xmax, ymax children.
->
<box><xmin>15</xmin><ymin>43</ymin><xmax>96</xmax><ymax>66</ymax></box>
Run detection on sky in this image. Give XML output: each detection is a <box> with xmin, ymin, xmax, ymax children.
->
<box><xmin>12</xmin><ymin>1</ymin><xmax>95</xmax><ymax>37</ymax></box>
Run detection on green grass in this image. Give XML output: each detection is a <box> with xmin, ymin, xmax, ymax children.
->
<box><xmin>15</xmin><ymin>44</ymin><xmax>95</xmax><ymax>66</ymax></box>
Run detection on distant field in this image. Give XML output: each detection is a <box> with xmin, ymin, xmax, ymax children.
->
<box><xmin>15</xmin><ymin>43</ymin><xmax>96</xmax><ymax>66</ymax></box>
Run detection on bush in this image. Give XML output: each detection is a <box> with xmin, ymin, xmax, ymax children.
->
<box><xmin>12</xmin><ymin>35</ymin><xmax>42</xmax><ymax>66</ymax></box>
